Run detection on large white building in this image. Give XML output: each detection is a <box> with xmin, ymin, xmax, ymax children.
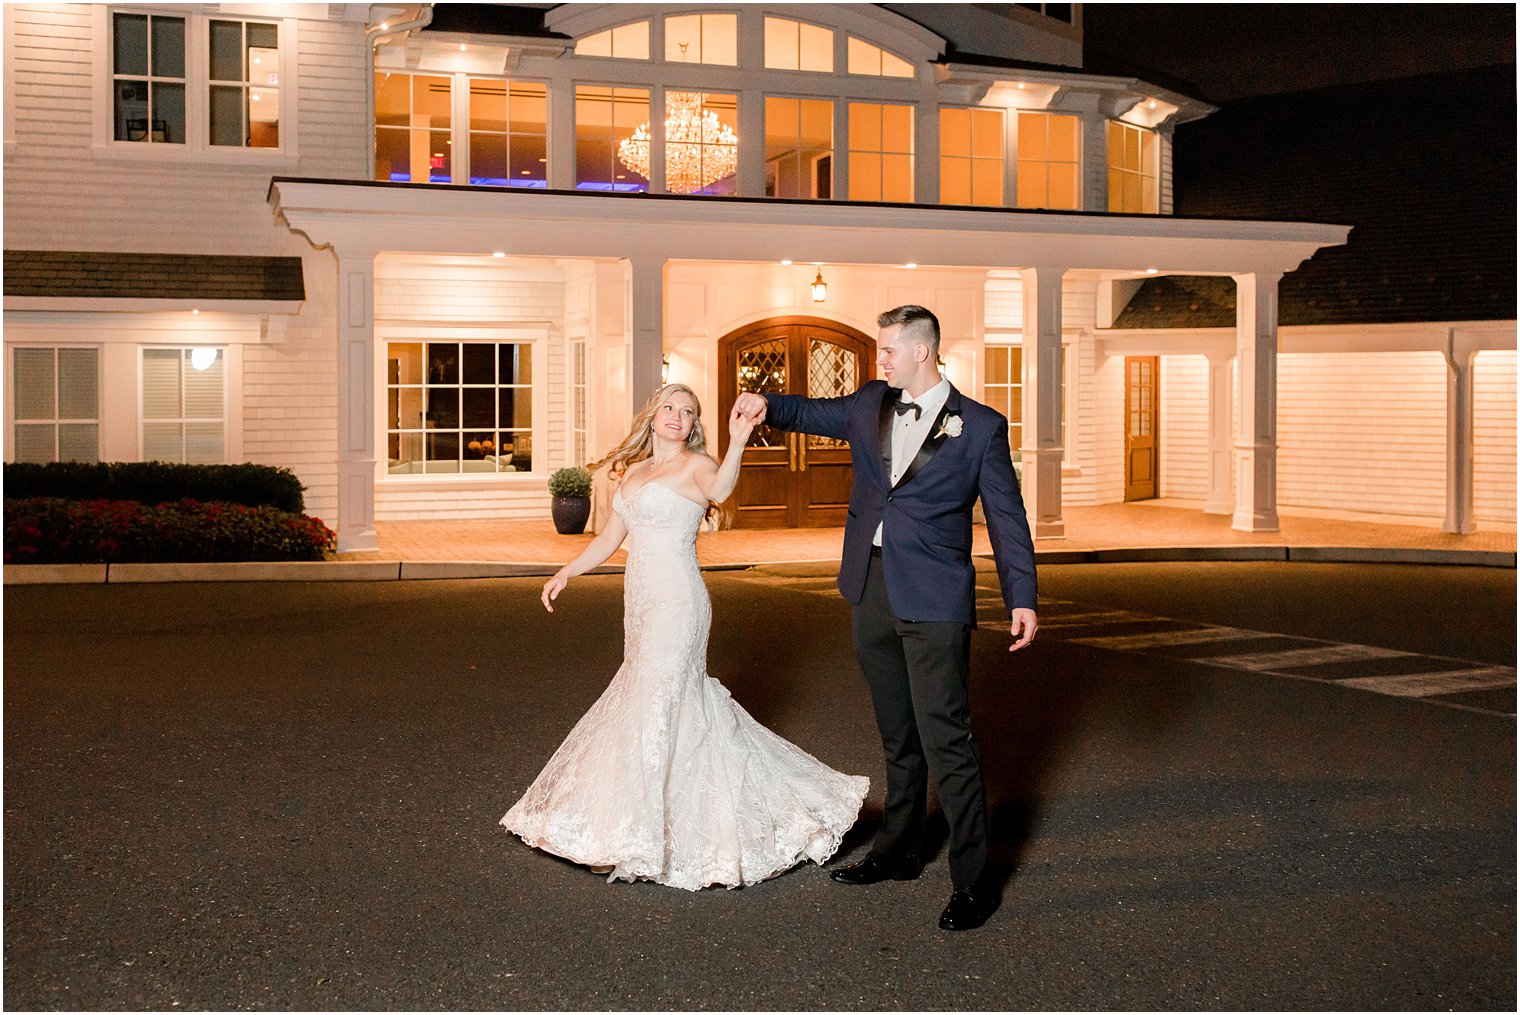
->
<box><xmin>4</xmin><ymin>3</ymin><xmax>1513</xmax><ymax>550</ymax></box>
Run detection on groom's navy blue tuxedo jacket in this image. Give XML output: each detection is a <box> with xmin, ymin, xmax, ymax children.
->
<box><xmin>764</xmin><ymin>380</ymin><xmax>1037</xmax><ymax>625</ymax></box>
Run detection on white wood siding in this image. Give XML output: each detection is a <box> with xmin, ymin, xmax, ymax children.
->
<box><xmin>1473</xmin><ymin>349</ymin><xmax>1516</xmax><ymax>524</ymax></box>
<box><xmin>1158</xmin><ymin>354</ymin><xmax>1207</xmax><ymax>499</ymax></box>
<box><xmin>3</xmin><ymin>6</ymin><xmax>372</xmax><ymax>527</ymax></box>
<box><xmin>1277</xmin><ymin>351</ymin><xmax>1448</xmax><ymax>518</ymax></box>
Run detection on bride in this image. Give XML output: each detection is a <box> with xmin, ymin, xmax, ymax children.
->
<box><xmin>501</xmin><ymin>383</ymin><xmax>869</xmax><ymax>890</ymax></box>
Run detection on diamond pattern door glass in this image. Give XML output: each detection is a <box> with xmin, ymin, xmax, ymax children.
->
<box><xmin>806</xmin><ymin>338</ymin><xmax>855</xmax><ymax>448</ymax></box>
<box><xmin>737</xmin><ymin>339</ymin><xmax>787</xmax><ymax>447</ymax></box>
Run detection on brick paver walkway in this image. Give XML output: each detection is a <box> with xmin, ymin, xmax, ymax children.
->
<box><xmin>356</xmin><ymin>500</ymin><xmax>1515</xmax><ymax>566</ymax></box>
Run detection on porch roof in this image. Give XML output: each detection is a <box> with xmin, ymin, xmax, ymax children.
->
<box><xmin>2</xmin><ymin>251</ymin><xmax>306</xmax><ymax>302</ymax></box>
<box><xmin>268</xmin><ymin>178</ymin><xmax>1349</xmax><ymax>277</ymax></box>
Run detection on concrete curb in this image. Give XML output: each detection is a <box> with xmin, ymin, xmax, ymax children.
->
<box><xmin>3</xmin><ymin>545</ymin><xmax>1513</xmax><ymax>585</ymax></box>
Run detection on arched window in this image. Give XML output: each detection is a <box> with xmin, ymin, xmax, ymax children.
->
<box><xmin>763</xmin><ymin>17</ymin><xmax>833</xmax><ymax>73</ymax></box>
<box><xmin>664</xmin><ymin>12</ymin><xmax>737</xmax><ymax>66</ymax></box>
<box><xmin>575</xmin><ymin>21</ymin><xmax>650</xmax><ymax>60</ymax></box>
<box><xmin>846</xmin><ymin>37</ymin><xmax>913</xmax><ymax>78</ymax></box>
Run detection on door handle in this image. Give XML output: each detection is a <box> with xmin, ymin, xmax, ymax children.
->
<box><xmin>796</xmin><ymin>434</ymin><xmax>807</xmax><ymax>472</ymax></box>
<box><xmin>787</xmin><ymin>432</ymin><xmax>798</xmax><ymax>472</ymax></box>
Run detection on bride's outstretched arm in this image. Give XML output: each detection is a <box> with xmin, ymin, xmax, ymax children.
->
<box><xmin>541</xmin><ymin>511</ymin><xmax>629</xmax><ymax>612</ymax></box>
<box><xmin>695</xmin><ymin>404</ymin><xmax>756</xmax><ymax>504</ymax></box>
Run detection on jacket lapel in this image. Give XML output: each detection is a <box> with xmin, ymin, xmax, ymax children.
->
<box><xmin>877</xmin><ymin>385</ymin><xmax>897</xmax><ymax>486</ymax></box>
<box><xmin>893</xmin><ymin>385</ymin><xmax>963</xmax><ymax>491</ymax></box>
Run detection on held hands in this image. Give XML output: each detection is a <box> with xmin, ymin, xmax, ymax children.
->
<box><xmin>1009</xmin><ymin>608</ymin><xmax>1038</xmax><ymax>652</ymax></box>
<box><xmin>729</xmin><ymin>395</ymin><xmax>767</xmax><ymax>447</ymax></box>
<box><xmin>542</xmin><ymin>571</ymin><xmax>568</xmax><ymax>612</ymax></box>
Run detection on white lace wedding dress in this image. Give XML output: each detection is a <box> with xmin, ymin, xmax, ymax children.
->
<box><xmin>501</xmin><ymin>480</ymin><xmax>869</xmax><ymax>891</ymax></box>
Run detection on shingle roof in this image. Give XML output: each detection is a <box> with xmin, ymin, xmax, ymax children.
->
<box><xmin>3</xmin><ymin>251</ymin><xmax>306</xmax><ymax>301</ymax></box>
<box><xmin>1114</xmin><ymin>64</ymin><xmax>1516</xmax><ymax>329</ymax></box>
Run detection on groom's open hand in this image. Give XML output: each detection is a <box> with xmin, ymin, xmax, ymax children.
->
<box><xmin>1009</xmin><ymin>608</ymin><xmax>1037</xmax><ymax>651</ymax></box>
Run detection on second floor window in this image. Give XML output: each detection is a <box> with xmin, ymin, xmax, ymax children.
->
<box><xmin>575</xmin><ymin>22</ymin><xmax>649</xmax><ymax>60</ymax></box>
<box><xmin>848</xmin><ymin>102</ymin><xmax>914</xmax><ymax>203</ymax></box>
<box><xmin>469</xmin><ymin>80</ymin><xmax>547</xmax><ymax>187</ymax></box>
<box><xmin>665</xmin><ymin>13</ymin><xmax>738</xmax><ymax>65</ymax></box>
<box><xmin>1017</xmin><ymin>112</ymin><xmax>1081</xmax><ymax>210</ymax></box>
<box><xmin>375</xmin><ymin>73</ymin><xmax>451</xmax><ymax>183</ymax></box>
<box><xmin>764</xmin><ymin>17</ymin><xmax>834</xmax><ymax>73</ymax></box>
<box><xmin>765</xmin><ymin>97</ymin><xmax>833</xmax><ymax>199</ymax></box>
<box><xmin>847</xmin><ymin>38</ymin><xmax>914</xmax><ymax>78</ymax></box>
<box><xmin>940</xmin><ymin>107</ymin><xmax>1004</xmax><ymax>207</ymax></box>
<box><xmin>1108</xmin><ymin>121</ymin><xmax>1159</xmax><ymax>213</ymax></box>
<box><xmin>112</xmin><ymin>12</ymin><xmax>185</xmax><ymax>143</ymax></box>
<box><xmin>576</xmin><ymin>85</ymin><xmax>650</xmax><ymax>192</ymax></box>
<box><xmin>209</xmin><ymin>20</ymin><xmax>280</xmax><ymax>148</ymax></box>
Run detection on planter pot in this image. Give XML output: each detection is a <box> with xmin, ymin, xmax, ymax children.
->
<box><xmin>551</xmin><ymin>495</ymin><xmax>591</xmax><ymax>535</ymax></box>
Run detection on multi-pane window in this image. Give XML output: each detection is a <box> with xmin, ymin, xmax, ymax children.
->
<box><xmin>764</xmin><ymin>17</ymin><xmax>834</xmax><ymax>72</ymax></box>
<box><xmin>11</xmin><ymin>348</ymin><xmax>99</xmax><ymax>463</ymax></box>
<box><xmin>1017</xmin><ymin>112</ymin><xmax>1081</xmax><ymax>210</ymax></box>
<box><xmin>983</xmin><ymin>345</ymin><xmax>1023</xmax><ymax>461</ymax></box>
<box><xmin>848</xmin><ymin>102</ymin><xmax>914</xmax><ymax>203</ymax></box>
<box><xmin>665</xmin><ymin>13</ymin><xmax>737</xmax><ymax>65</ymax></box>
<box><xmin>575</xmin><ymin>22</ymin><xmax>650</xmax><ymax>60</ymax></box>
<box><xmin>765</xmin><ymin>96</ymin><xmax>833</xmax><ymax>199</ymax></box>
<box><xmin>1108</xmin><ymin>121</ymin><xmax>1159</xmax><ymax>213</ymax></box>
<box><xmin>112</xmin><ymin>12</ymin><xmax>185</xmax><ymax>143</ymax></box>
<box><xmin>468</xmin><ymin>80</ymin><xmax>547</xmax><ymax>187</ymax></box>
<box><xmin>575</xmin><ymin>85</ymin><xmax>650</xmax><ymax>192</ymax></box>
<box><xmin>846</xmin><ymin>37</ymin><xmax>914</xmax><ymax>77</ymax></box>
<box><xmin>1016</xmin><ymin>3</ymin><xmax>1073</xmax><ymax>23</ymax></box>
<box><xmin>940</xmin><ymin>107</ymin><xmax>1004</xmax><ymax>207</ymax></box>
<box><xmin>209</xmin><ymin>20</ymin><xmax>279</xmax><ymax>148</ymax></box>
<box><xmin>984</xmin><ymin>344</ymin><xmax>1066</xmax><ymax>461</ymax></box>
<box><xmin>386</xmin><ymin>342</ymin><xmax>533</xmax><ymax>475</ymax></box>
<box><xmin>571</xmin><ymin>340</ymin><xmax>588</xmax><ymax>467</ymax></box>
<box><xmin>374</xmin><ymin>73</ymin><xmax>452</xmax><ymax>183</ymax></box>
<box><xmin>662</xmin><ymin>91</ymin><xmax>737</xmax><ymax>195</ymax></box>
<box><xmin>142</xmin><ymin>348</ymin><xmax>225</xmax><ymax>464</ymax></box>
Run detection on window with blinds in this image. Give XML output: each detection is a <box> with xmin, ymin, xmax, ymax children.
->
<box><xmin>11</xmin><ymin>347</ymin><xmax>100</xmax><ymax>463</ymax></box>
<box><xmin>141</xmin><ymin>347</ymin><xmax>225</xmax><ymax>463</ymax></box>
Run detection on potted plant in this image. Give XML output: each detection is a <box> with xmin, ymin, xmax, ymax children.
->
<box><xmin>548</xmin><ymin>466</ymin><xmax>594</xmax><ymax>535</ymax></box>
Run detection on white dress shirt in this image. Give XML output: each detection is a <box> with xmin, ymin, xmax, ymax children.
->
<box><xmin>874</xmin><ymin>376</ymin><xmax>951</xmax><ymax>546</ymax></box>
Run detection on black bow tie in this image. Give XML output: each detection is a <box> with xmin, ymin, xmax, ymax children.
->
<box><xmin>893</xmin><ymin>401</ymin><xmax>922</xmax><ymax>421</ymax></box>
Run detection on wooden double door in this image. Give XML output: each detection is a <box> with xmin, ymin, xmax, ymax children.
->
<box><xmin>718</xmin><ymin>317</ymin><xmax>875</xmax><ymax>528</ymax></box>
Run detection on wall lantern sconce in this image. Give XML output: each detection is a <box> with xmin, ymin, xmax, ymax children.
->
<box><xmin>661</xmin><ymin>356</ymin><xmax>671</xmax><ymax>384</ymax></box>
<box><xmin>811</xmin><ymin>269</ymin><xmax>828</xmax><ymax>303</ymax></box>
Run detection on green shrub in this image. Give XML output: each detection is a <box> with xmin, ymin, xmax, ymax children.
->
<box><xmin>2</xmin><ymin>462</ymin><xmax>306</xmax><ymax>513</ymax></box>
<box><xmin>548</xmin><ymin>466</ymin><xmax>593</xmax><ymax>499</ymax></box>
<box><xmin>4</xmin><ymin>498</ymin><xmax>334</xmax><ymax>564</ymax></box>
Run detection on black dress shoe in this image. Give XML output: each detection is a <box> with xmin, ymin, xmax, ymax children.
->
<box><xmin>829</xmin><ymin>852</ymin><xmax>923</xmax><ymax>885</ymax></box>
<box><xmin>938</xmin><ymin>887</ymin><xmax>993</xmax><ymax>931</ymax></box>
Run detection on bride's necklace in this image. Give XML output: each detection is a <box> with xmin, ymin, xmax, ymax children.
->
<box><xmin>646</xmin><ymin>450</ymin><xmax>680</xmax><ymax>473</ymax></box>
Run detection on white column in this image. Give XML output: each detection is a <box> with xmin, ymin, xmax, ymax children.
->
<box><xmin>1443</xmin><ymin>329</ymin><xmax>1476</xmax><ymax>534</ymax></box>
<box><xmin>737</xmin><ymin>89</ymin><xmax>765</xmax><ymax>198</ymax></box>
<box><xmin>548</xmin><ymin>80</ymin><xmax>574</xmax><ymax>190</ymax></box>
<box><xmin>335</xmin><ymin>251</ymin><xmax>379</xmax><ymax>552</ymax></box>
<box><xmin>832</xmin><ymin>99</ymin><xmax>850</xmax><ymax>200</ymax></box>
<box><xmin>1080</xmin><ymin>111</ymin><xmax>1109</xmax><ymax>212</ymax></box>
<box><xmin>1230</xmin><ymin>271</ymin><xmax>1281</xmax><ymax>532</ymax></box>
<box><xmin>1204</xmin><ymin>351</ymin><xmax>1234</xmax><ymax>515</ymax></box>
<box><xmin>626</xmin><ymin>255</ymin><xmax>665</xmax><ymax>409</ymax></box>
<box><xmin>914</xmin><ymin>100</ymin><xmax>938</xmax><ymax>204</ymax></box>
<box><xmin>648</xmin><ymin>84</ymin><xmax>666</xmax><ymax>193</ymax></box>
<box><xmin>1020</xmin><ymin>264</ymin><xmax>1065</xmax><ymax>539</ymax></box>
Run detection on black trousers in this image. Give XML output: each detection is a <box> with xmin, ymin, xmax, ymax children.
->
<box><xmin>851</xmin><ymin>550</ymin><xmax>988</xmax><ymax>889</ymax></box>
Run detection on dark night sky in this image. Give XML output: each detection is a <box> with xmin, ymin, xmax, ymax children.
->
<box><xmin>1082</xmin><ymin>3</ymin><xmax>1516</xmax><ymax>103</ymax></box>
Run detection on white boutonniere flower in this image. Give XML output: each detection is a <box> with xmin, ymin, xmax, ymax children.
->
<box><xmin>935</xmin><ymin>414</ymin><xmax>964</xmax><ymax>440</ymax></box>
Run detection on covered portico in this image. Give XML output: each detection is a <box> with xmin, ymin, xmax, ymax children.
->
<box><xmin>268</xmin><ymin>179</ymin><xmax>1347</xmax><ymax>551</ymax></box>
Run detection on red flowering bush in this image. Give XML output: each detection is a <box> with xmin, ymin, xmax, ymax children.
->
<box><xmin>4</xmin><ymin>498</ymin><xmax>335</xmax><ymax>564</ymax></box>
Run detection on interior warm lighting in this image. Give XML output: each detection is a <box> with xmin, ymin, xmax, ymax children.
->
<box><xmin>810</xmin><ymin>269</ymin><xmax>827</xmax><ymax>302</ymax></box>
<box><xmin>190</xmin><ymin>347</ymin><xmax>218</xmax><ymax>372</ymax></box>
<box><xmin>617</xmin><ymin>91</ymin><xmax>738</xmax><ymax>194</ymax></box>
<box><xmin>661</xmin><ymin>356</ymin><xmax>671</xmax><ymax>383</ymax></box>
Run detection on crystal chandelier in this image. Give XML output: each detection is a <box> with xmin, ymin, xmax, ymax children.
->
<box><xmin>617</xmin><ymin>91</ymin><xmax>738</xmax><ymax>194</ymax></box>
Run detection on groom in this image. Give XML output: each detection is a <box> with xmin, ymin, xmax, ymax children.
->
<box><xmin>735</xmin><ymin>305</ymin><xmax>1037</xmax><ymax>931</ymax></box>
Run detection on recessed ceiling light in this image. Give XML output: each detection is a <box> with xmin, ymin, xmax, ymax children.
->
<box><xmin>492</xmin><ymin>251</ymin><xmax>505</xmax><ymax>258</ymax></box>
<box><xmin>191</xmin><ymin>308</ymin><xmax>200</xmax><ymax>315</ymax></box>
<box><xmin>1145</xmin><ymin>267</ymin><xmax>1158</xmax><ymax>274</ymax></box>
<box><xmin>905</xmin><ymin>262</ymin><xmax>917</xmax><ymax>269</ymax></box>
<box><xmin>780</xmin><ymin>259</ymin><xmax>792</xmax><ymax>266</ymax></box>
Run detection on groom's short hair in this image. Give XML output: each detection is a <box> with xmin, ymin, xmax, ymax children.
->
<box><xmin>877</xmin><ymin>305</ymin><xmax>940</xmax><ymax>357</ymax></box>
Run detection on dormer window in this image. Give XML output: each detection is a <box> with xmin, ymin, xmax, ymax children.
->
<box><xmin>846</xmin><ymin>37</ymin><xmax>914</xmax><ymax>78</ymax></box>
<box><xmin>763</xmin><ymin>17</ymin><xmax>833</xmax><ymax>73</ymax></box>
<box><xmin>664</xmin><ymin>13</ymin><xmax>737</xmax><ymax>66</ymax></box>
<box><xmin>575</xmin><ymin>21</ymin><xmax>650</xmax><ymax>61</ymax></box>
<box><xmin>1108</xmin><ymin>121</ymin><xmax>1158</xmax><ymax>213</ymax></box>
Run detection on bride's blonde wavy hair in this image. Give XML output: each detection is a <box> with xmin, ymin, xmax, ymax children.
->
<box><xmin>587</xmin><ymin>383</ymin><xmax>728</xmax><ymax>528</ymax></box>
